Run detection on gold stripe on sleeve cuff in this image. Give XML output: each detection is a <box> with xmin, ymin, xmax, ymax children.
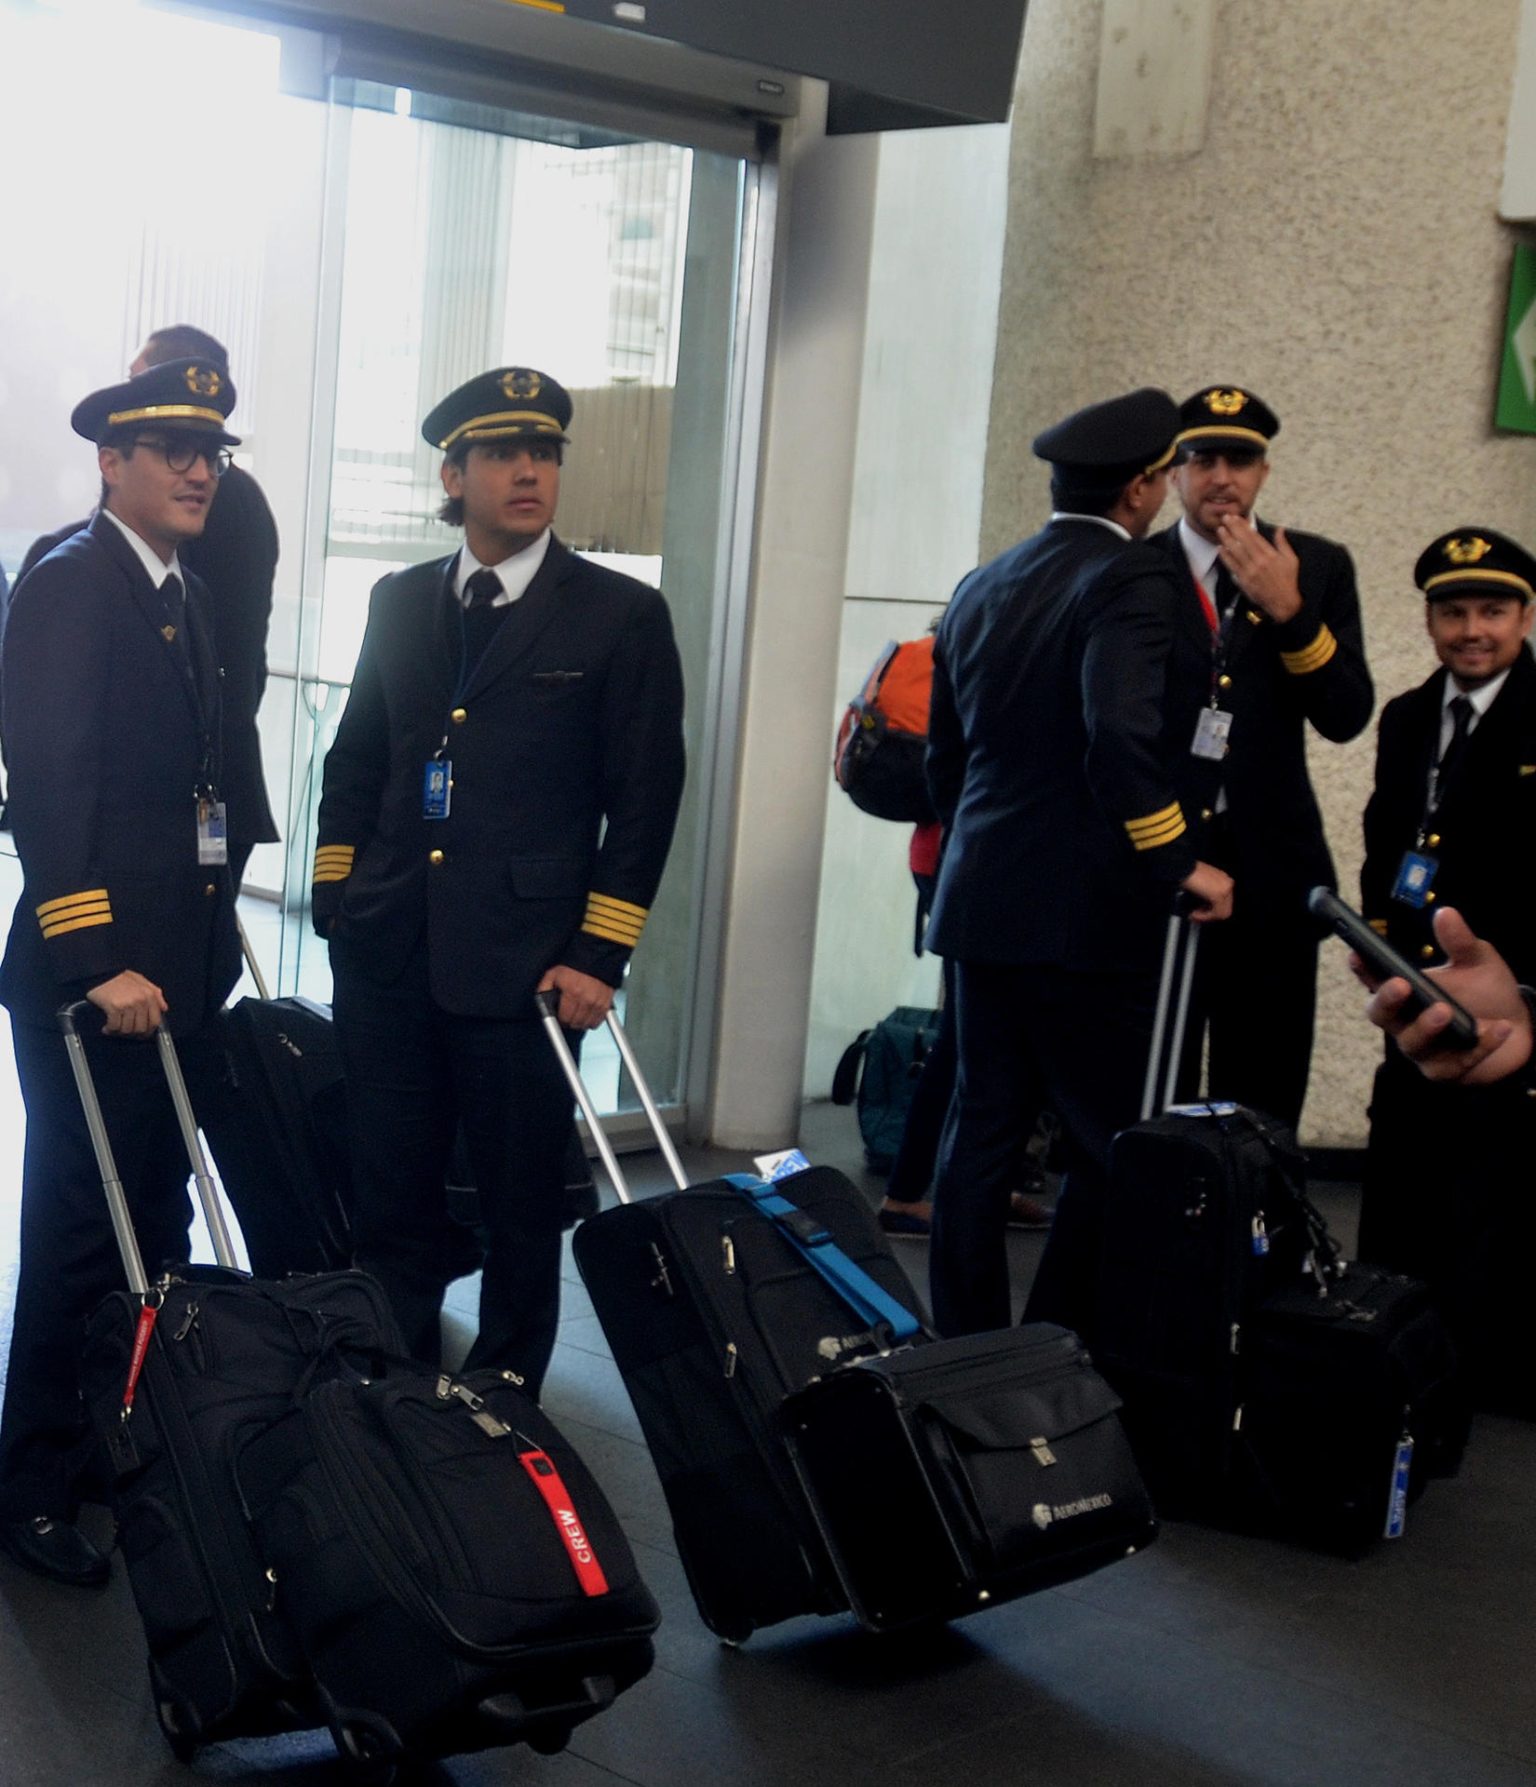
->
<box><xmin>582</xmin><ymin>893</ymin><xmax>647</xmax><ymax>947</ymax></box>
<box><xmin>1124</xmin><ymin>803</ymin><xmax>1187</xmax><ymax>851</ymax></box>
<box><xmin>1280</xmin><ymin>626</ymin><xmax>1337</xmax><ymax>675</ymax></box>
<box><xmin>1369</xmin><ymin>918</ymin><xmax>1389</xmax><ymax>936</ymax></box>
<box><xmin>37</xmin><ymin>889</ymin><xmax>113</xmax><ymax>939</ymax></box>
<box><xmin>313</xmin><ymin>844</ymin><xmax>356</xmax><ymax>884</ymax></box>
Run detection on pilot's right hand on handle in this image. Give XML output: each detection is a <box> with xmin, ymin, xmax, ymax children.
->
<box><xmin>1354</xmin><ymin>907</ymin><xmax>1531</xmax><ymax>1086</ymax></box>
<box><xmin>86</xmin><ymin>970</ymin><xmax>168</xmax><ymax>1036</ymax></box>
<box><xmin>1180</xmin><ymin>860</ymin><xmax>1234</xmax><ymax>923</ymax></box>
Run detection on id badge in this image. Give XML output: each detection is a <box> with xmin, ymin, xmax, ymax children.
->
<box><xmin>422</xmin><ymin>759</ymin><xmax>452</xmax><ymax>820</ymax></box>
<box><xmin>1391</xmin><ymin>850</ymin><xmax>1437</xmax><ymax>908</ymax></box>
<box><xmin>1191</xmin><ymin>706</ymin><xmax>1233</xmax><ymax>761</ymax></box>
<box><xmin>196</xmin><ymin>797</ymin><xmax>228</xmax><ymax>866</ymax></box>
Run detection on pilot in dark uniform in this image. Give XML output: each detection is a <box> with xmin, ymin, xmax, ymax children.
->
<box><xmin>925</xmin><ymin>388</ymin><xmax>1233</xmax><ymax>1344</ymax></box>
<box><xmin>314</xmin><ymin>367</ymin><xmax>686</xmax><ymax>1396</ymax></box>
<box><xmin>1156</xmin><ymin>386</ymin><xmax>1374</xmax><ymax>1128</ymax></box>
<box><xmin>19</xmin><ymin>325</ymin><xmax>280</xmax><ymax>887</ymax></box>
<box><xmin>1359</xmin><ymin>528</ymin><xmax>1536</xmax><ymax>1412</ymax></box>
<box><xmin>0</xmin><ymin>359</ymin><xmax>242</xmax><ymax>1584</ymax></box>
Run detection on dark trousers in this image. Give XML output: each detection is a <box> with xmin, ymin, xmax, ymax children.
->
<box><xmin>0</xmin><ymin>1018</ymin><xmax>213</xmax><ymax>1520</ymax></box>
<box><xmin>330</xmin><ymin>939</ymin><xmax>580</xmax><ymax>1399</ymax></box>
<box><xmin>1178</xmin><ymin>894</ymin><xmax>1318</xmax><ymax>1130</ymax></box>
<box><xmin>1360</xmin><ymin>1044</ymin><xmax>1536</xmax><ymax>1413</ymax></box>
<box><xmin>929</xmin><ymin>960</ymin><xmax>1154</xmax><ymax>1346</ymax></box>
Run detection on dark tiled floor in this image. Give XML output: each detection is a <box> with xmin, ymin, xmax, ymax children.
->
<box><xmin>1</xmin><ymin>1101</ymin><xmax>1533</xmax><ymax>1785</ymax></box>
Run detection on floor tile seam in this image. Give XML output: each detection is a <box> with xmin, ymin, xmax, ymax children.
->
<box><xmin>985</xmin><ymin>1583</ymin><xmax>1536</xmax><ymax>1769</ymax></box>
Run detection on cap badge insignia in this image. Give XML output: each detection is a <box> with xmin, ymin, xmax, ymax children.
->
<box><xmin>1206</xmin><ymin>389</ymin><xmax>1246</xmax><ymax>416</ymax></box>
<box><xmin>185</xmin><ymin>365</ymin><xmax>222</xmax><ymax>397</ymax></box>
<box><xmin>1443</xmin><ymin>536</ymin><xmax>1492</xmax><ymax>565</ymax></box>
<box><xmin>161</xmin><ymin>625</ymin><xmax>177</xmax><ymax>643</ymax></box>
<box><xmin>500</xmin><ymin>369</ymin><xmax>542</xmax><ymax>400</ymax></box>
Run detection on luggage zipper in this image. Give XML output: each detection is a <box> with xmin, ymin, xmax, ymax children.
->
<box><xmin>884</xmin><ymin>1336</ymin><xmax>1083</xmax><ymax>1405</ymax></box>
<box><xmin>436</xmin><ymin>1374</ymin><xmax>513</xmax><ymax>1439</ymax></box>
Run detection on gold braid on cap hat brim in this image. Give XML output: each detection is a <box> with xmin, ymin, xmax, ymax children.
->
<box><xmin>439</xmin><ymin>410</ymin><xmax>567</xmax><ymax>448</ymax></box>
<box><xmin>107</xmin><ymin>404</ymin><xmax>229</xmax><ymax>428</ymax></box>
<box><xmin>1174</xmin><ymin>424</ymin><xmax>1271</xmax><ymax>451</ymax></box>
<box><xmin>1422</xmin><ymin>567</ymin><xmax>1534</xmax><ymax>601</ymax></box>
<box><xmin>1144</xmin><ymin>441</ymin><xmax>1177</xmax><ymax>474</ymax></box>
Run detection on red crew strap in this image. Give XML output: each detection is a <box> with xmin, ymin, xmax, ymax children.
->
<box><xmin>1193</xmin><ymin>575</ymin><xmax>1219</xmax><ymax>635</ymax></box>
<box><xmin>518</xmin><ymin>1444</ymin><xmax>610</xmax><ymax>1597</ymax></box>
<box><xmin>122</xmin><ymin>1303</ymin><xmax>159</xmax><ymax>1415</ymax></box>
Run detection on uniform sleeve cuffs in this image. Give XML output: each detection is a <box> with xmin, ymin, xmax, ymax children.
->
<box><xmin>580</xmin><ymin>892</ymin><xmax>648</xmax><ymax>948</ymax></box>
<box><xmin>1123</xmin><ymin>803</ymin><xmax>1187</xmax><ymax>852</ymax></box>
<box><xmin>1279</xmin><ymin>623</ymin><xmax>1338</xmax><ymax>676</ymax></box>
<box><xmin>313</xmin><ymin>843</ymin><xmax>356</xmax><ymax>884</ymax></box>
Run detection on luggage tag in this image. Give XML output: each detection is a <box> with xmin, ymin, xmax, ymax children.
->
<box><xmin>1384</xmin><ymin>1431</ymin><xmax>1413</xmax><ymax>1539</ymax></box>
<box><xmin>1391</xmin><ymin>850</ymin><xmax>1437</xmax><ymax>908</ymax></box>
<box><xmin>196</xmin><ymin>797</ymin><xmax>228</xmax><ymax>866</ymax></box>
<box><xmin>422</xmin><ymin>758</ymin><xmax>452</xmax><ymax>820</ymax></box>
<box><xmin>1191</xmin><ymin>706</ymin><xmax>1233</xmax><ymax>761</ymax></box>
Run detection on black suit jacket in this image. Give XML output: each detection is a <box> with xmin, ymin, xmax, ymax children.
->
<box><xmin>19</xmin><ymin>463</ymin><xmax>279</xmax><ymax>853</ymax></box>
<box><xmin>1361</xmin><ymin>646</ymin><xmax>1536</xmax><ymax>987</ymax></box>
<box><xmin>926</xmin><ymin>518</ymin><xmax>1207</xmax><ymax>974</ymax></box>
<box><xmin>0</xmin><ymin>514</ymin><xmax>240</xmax><ymax>1030</ymax></box>
<box><xmin>1155</xmin><ymin>519</ymin><xmax>1373</xmax><ymax>909</ymax></box>
<box><xmin>314</xmin><ymin>536</ymin><xmax>686</xmax><ymax>1017</ymax></box>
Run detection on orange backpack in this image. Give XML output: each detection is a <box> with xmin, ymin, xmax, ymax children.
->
<box><xmin>832</xmin><ymin>636</ymin><xmax>937</xmax><ymax>824</ymax></box>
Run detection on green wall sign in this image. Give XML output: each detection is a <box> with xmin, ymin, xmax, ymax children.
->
<box><xmin>1496</xmin><ymin>243</ymin><xmax>1536</xmax><ymax>435</ymax></box>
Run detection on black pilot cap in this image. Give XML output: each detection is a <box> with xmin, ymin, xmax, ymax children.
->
<box><xmin>1414</xmin><ymin>528</ymin><xmax>1536</xmax><ymax>604</ymax></box>
<box><xmin>72</xmin><ymin>357</ymin><xmax>239</xmax><ymax>447</ymax></box>
<box><xmin>422</xmin><ymin>367</ymin><xmax>573</xmax><ymax>450</ymax></box>
<box><xmin>1175</xmin><ymin>385</ymin><xmax>1279</xmax><ymax>457</ymax></box>
<box><xmin>1031</xmin><ymin>387</ymin><xmax>1180</xmax><ymax>481</ymax></box>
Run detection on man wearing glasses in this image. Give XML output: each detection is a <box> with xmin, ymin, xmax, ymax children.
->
<box><xmin>19</xmin><ymin>326</ymin><xmax>280</xmax><ymax>887</ymax></box>
<box><xmin>0</xmin><ymin>359</ymin><xmax>243</xmax><ymax>1585</ymax></box>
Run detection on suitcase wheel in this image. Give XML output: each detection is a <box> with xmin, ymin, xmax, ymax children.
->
<box><xmin>334</xmin><ymin>1713</ymin><xmax>400</xmax><ymax>1786</ymax></box>
<box><xmin>148</xmin><ymin>1663</ymin><xmax>199</xmax><ymax>1764</ymax></box>
<box><xmin>525</xmin><ymin>1723</ymin><xmax>573</xmax><ymax>1756</ymax></box>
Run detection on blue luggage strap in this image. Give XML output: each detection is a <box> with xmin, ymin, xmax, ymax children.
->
<box><xmin>721</xmin><ymin>1173</ymin><xmax>922</xmax><ymax>1343</ymax></box>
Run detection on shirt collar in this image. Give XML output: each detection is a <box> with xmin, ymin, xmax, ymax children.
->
<box><xmin>1442</xmin><ymin>667</ymin><xmax>1510</xmax><ymax>720</ymax></box>
<box><xmin>1177</xmin><ymin>515</ymin><xmax>1222</xmax><ymax>585</ymax></box>
<box><xmin>453</xmin><ymin>528</ymin><xmax>553</xmax><ymax>605</ymax></box>
<box><xmin>101</xmin><ymin>506</ymin><xmax>182</xmax><ymax>588</ymax></box>
<box><xmin>1050</xmin><ymin>511</ymin><xmax>1130</xmax><ymax>542</ymax></box>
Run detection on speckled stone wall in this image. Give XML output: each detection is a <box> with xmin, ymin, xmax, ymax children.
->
<box><xmin>984</xmin><ymin>0</ymin><xmax>1536</xmax><ymax>1146</ymax></box>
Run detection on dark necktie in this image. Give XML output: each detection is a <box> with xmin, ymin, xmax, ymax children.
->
<box><xmin>461</xmin><ymin>568</ymin><xmax>506</xmax><ymax>664</ymax></box>
<box><xmin>1212</xmin><ymin>560</ymin><xmax>1239</xmax><ymax>618</ymax></box>
<box><xmin>1437</xmin><ymin>693</ymin><xmax>1474</xmax><ymax>790</ymax></box>
<box><xmin>162</xmin><ymin>573</ymin><xmax>189</xmax><ymax>659</ymax></box>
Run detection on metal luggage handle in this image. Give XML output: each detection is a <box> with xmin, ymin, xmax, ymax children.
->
<box><xmin>1141</xmin><ymin>906</ymin><xmax>1200</xmax><ymax>1122</ymax></box>
<box><xmin>534</xmin><ymin>991</ymin><xmax>689</xmax><ymax>1206</ymax></box>
<box><xmin>234</xmin><ymin>912</ymin><xmax>272</xmax><ymax>1002</ymax></box>
<box><xmin>57</xmin><ymin>1004</ymin><xmax>240</xmax><ymax>1293</ymax></box>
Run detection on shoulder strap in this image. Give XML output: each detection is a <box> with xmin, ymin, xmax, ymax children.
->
<box><xmin>830</xmin><ymin>1031</ymin><xmax>870</xmax><ymax>1105</ymax></box>
<box><xmin>721</xmin><ymin>1173</ymin><xmax>922</xmax><ymax>1342</ymax></box>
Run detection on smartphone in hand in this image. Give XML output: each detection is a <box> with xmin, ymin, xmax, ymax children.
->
<box><xmin>1307</xmin><ymin>886</ymin><xmax>1479</xmax><ymax>1052</ymax></box>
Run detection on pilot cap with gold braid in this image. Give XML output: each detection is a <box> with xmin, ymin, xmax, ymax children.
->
<box><xmin>1175</xmin><ymin>385</ymin><xmax>1279</xmax><ymax>457</ymax></box>
<box><xmin>1414</xmin><ymin>528</ymin><xmax>1536</xmax><ymax>604</ymax></box>
<box><xmin>1031</xmin><ymin>386</ymin><xmax>1181</xmax><ymax>483</ymax></box>
<box><xmin>422</xmin><ymin>367</ymin><xmax>573</xmax><ymax>451</ymax></box>
<box><xmin>71</xmin><ymin>357</ymin><xmax>239</xmax><ymax>447</ymax></box>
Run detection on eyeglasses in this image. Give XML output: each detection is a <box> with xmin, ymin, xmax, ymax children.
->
<box><xmin>131</xmin><ymin>436</ymin><xmax>233</xmax><ymax>477</ymax></box>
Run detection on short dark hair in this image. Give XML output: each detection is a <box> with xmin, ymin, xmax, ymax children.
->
<box><xmin>139</xmin><ymin>324</ymin><xmax>230</xmax><ymax>371</ymax></box>
<box><xmin>1050</xmin><ymin>473</ymin><xmax>1129</xmax><ymax>517</ymax></box>
<box><xmin>98</xmin><ymin>429</ymin><xmax>141</xmax><ymax>505</ymax></box>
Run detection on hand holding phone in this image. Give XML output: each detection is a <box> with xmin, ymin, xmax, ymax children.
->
<box><xmin>1306</xmin><ymin>887</ymin><xmax>1479</xmax><ymax>1053</ymax></box>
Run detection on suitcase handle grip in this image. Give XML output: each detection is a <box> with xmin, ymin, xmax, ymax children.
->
<box><xmin>57</xmin><ymin>1002</ymin><xmax>240</xmax><ymax>1289</ymax></box>
<box><xmin>534</xmin><ymin>991</ymin><xmax>691</xmax><ymax>1204</ymax></box>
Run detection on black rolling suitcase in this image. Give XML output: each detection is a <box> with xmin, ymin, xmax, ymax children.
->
<box><xmin>1096</xmin><ymin>914</ymin><xmax>1467</xmax><ymax>1547</ymax></box>
<box><xmin>65</xmin><ymin>1005</ymin><xmax>399</xmax><ymax>1762</ymax></box>
<box><xmin>781</xmin><ymin>1324</ymin><xmax>1156</xmax><ymax>1631</ymax></box>
<box><xmin>237</xmin><ymin>1355</ymin><xmax>660</xmax><ymax>1775</ymax></box>
<box><xmin>542</xmin><ymin>997</ymin><xmax>1155</xmax><ymax>1640</ymax></box>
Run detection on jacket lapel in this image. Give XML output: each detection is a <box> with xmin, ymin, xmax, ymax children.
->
<box><xmin>463</xmin><ymin>536</ymin><xmax>578</xmax><ymax>698</ymax></box>
<box><xmin>88</xmin><ymin>513</ymin><xmax>208</xmax><ymax>729</ymax></box>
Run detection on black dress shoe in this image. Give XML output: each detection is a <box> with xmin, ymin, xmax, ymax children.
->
<box><xmin>0</xmin><ymin>1515</ymin><xmax>110</xmax><ymax>1587</ymax></box>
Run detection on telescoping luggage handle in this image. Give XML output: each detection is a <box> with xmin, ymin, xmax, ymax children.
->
<box><xmin>57</xmin><ymin>1003</ymin><xmax>239</xmax><ymax>1297</ymax></box>
<box><xmin>534</xmin><ymin>993</ymin><xmax>922</xmax><ymax>1344</ymax></box>
<box><xmin>1141</xmin><ymin>899</ymin><xmax>1200</xmax><ymax>1121</ymax></box>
